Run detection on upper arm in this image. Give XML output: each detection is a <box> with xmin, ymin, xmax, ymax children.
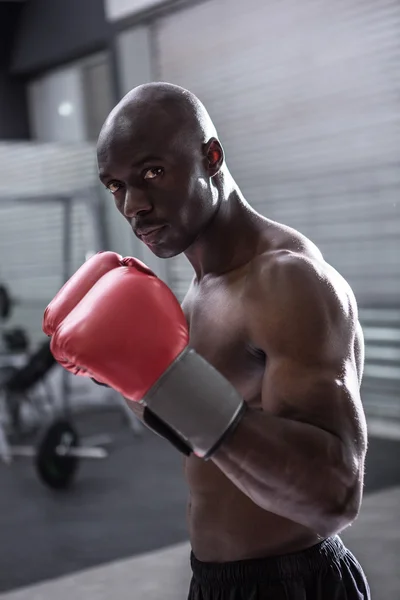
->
<box><xmin>249</xmin><ymin>252</ymin><xmax>367</xmax><ymax>461</ymax></box>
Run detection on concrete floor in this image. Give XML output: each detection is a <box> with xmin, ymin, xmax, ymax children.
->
<box><xmin>0</xmin><ymin>408</ymin><xmax>399</xmax><ymax>599</ymax></box>
<box><xmin>0</xmin><ymin>409</ymin><xmax>188</xmax><ymax>593</ymax></box>
<box><xmin>1</xmin><ymin>486</ymin><xmax>399</xmax><ymax>600</ymax></box>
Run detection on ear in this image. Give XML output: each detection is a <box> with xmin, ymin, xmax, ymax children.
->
<box><xmin>204</xmin><ymin>138</ymin><xmax>224</xmax><ymax>176</ymax></box>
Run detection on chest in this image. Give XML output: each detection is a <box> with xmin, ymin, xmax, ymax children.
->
<box><xmin>182</xmin><ymin>278</ymin><xmax>265</xmax><ymax>405</ymax></box>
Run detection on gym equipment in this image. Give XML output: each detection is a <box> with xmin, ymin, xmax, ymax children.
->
<box><xmin>12</xmin><ymin>420</ymin><xmax>108</xmax><ymax>490</ymax></box>
<box><xmin>0</xmin><ymin>191</ymin><xmax>142</xmax><ymax>490</ymax></box>
<box><xmin>0</xmin><ymin>284</ymin><xmax>11</xmax><ymax>320</ymax></box>
<box><xmin>0</xmin><ymin>339</ymin><xmax>142</xmax><ymax>489</ymax></box>
<box><xmin>3</xmin><ymin>422</ymin><xmax>110</xmax><ymax>490</ymax></box>
<box><xmin>2</xmin><ymin>327</ymin><xmax>30</xmax><ymax>353</ymax></box>
<box><xmin>2</xmin><ymin>340</ymin><xmax>57</xmax><ymax>433</ymax></box>
<box><xmin>0</xmin><ymin>340</ymin><xmax>111</xmax><ymax>489</ymax></box>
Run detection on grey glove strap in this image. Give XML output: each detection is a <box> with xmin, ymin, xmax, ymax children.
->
<box><xmin>144</xmin><ymin>348</ymin><xmax>245</xmax><ymax>459</ymax></box>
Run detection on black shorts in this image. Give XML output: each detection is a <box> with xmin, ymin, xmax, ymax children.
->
<box><xmin>188</xmin><ymin>536</ymin><xmax>370</xmax><ymax>599</ymax></box>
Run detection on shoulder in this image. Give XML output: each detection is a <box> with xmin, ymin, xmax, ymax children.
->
<box><xmin>246</xmin><ymin>249</ymin><xmax>359</xmax><ymax>352</ymax></box>
<box><xmin>261</xmin><ymin>249</ymin><xmax>352</xmax><ymax>296</ymax></box>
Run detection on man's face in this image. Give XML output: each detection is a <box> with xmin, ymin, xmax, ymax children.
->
<box><xmin>97</xmin><ymin>113</ymin><xmax>219</xmax><ymax>259</ymax></box>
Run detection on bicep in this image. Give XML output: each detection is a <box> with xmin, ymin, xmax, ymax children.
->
<box><xmin>252</xmin><ymin>254</ymin><xmax>367</xmax><ymax>457</ymax></box>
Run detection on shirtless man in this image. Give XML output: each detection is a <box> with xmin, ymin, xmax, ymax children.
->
<box><xmin>43</xmin><ymin>83</ymin><xmax>370</xmax><ymax>599</ymax></box>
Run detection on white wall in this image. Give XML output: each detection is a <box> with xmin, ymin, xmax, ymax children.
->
<box><xmin>28</xmin><ymin>66</ymin><xmax>87</xmax><ymax>143</ymax></box>
<box><xmin>104</xmin><ymin>0</ymin><xmax>164</xmax><ymax>21</ymax></box>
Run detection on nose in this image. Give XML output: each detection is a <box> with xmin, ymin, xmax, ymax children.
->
<box><xmin>123</xmin><ymin>186</ymin><xmax>152</xmax><ymax>218</ymax></box>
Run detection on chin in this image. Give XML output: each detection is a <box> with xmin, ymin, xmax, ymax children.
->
<box><xmin>145</xmin><ymin>231</ymin><xmax>195</xmax><ymax>259</ymax></box>
<box><xmin>147</xmin><ymin>243</ymin><xmax>183</xmax><ymax>259</ymax></box>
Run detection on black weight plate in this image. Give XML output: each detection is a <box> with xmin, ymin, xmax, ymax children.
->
<box><xmin>35</xmin><ymin>420</ymin><xmax>80</xmax><ymax>490</ymax></box>
<box><xmin>0</xmin><ymin>284</ymin><xmax>11</xmax><ymax>320</ymax></box>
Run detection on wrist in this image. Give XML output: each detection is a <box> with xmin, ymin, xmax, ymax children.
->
<box><xmin>143</xmin><ymin>348</ymin><xmax>246</xmax><ymax>459</ymax></box>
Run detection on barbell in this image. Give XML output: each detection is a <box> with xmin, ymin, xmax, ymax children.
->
<box><xmin>1</xmin><ymin>420</ymin><xmax>109</xmax><ymax>490</ymax></box>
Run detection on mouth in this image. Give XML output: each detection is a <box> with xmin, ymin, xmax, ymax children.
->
<box><xmin>136</xmin><ymin>225</ymin><xmax>167</xmax><ymax>245</ymax></box>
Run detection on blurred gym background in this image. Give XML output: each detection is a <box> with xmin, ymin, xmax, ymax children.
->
<box><xmin>0</xmin><ymin>0</ymin><xmax>399</xmax><ymax>598</ymax></box>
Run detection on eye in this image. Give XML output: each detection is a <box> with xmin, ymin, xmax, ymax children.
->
<box><xmin>106</xmin><ymin>181</ymin><xmax>123</xmax><ymax>194</ymax></box>
<box><xmin>143</xmin><ymin>167</ymin><xmax>164</xmax><ymax>180</ymax></box>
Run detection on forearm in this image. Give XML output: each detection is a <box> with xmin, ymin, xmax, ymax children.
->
<box><xmin>212</xmin><ymin>409</ymin><xmax>361</xmax><ymax>536</ymax></box>
<box><xmin>129</xmin><ymin>347</ymin><xmax>361</xmax><ymax>535</ymax></box>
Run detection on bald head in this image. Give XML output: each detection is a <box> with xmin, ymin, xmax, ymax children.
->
<box><xmin>98</xmin><ymin>82</ymin><xmax>218</xmax><ymax>160</ymax></box>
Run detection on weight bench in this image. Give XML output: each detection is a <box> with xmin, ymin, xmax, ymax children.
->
<box><xmin>0</xmin><ymin>340</ymin><xmax>143</xmax><ymax>488</ymax></box>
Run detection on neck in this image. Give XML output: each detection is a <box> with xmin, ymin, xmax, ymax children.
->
<box><xmin>184</xmin><ymin>171</ymin><xmax>263</xmax><ymax>280</ymax></box>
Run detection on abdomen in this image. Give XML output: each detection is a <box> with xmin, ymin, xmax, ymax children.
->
<box><xmin>185</xmin><ymin>456</ymin><xmax>321</xmax><ymax>562</ymax></box>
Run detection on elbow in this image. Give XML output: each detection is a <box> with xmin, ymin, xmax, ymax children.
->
<box><xmin>315</xmin><ymin>448</ymin><xmax>365</xmax><ymax>538</ymax></box>
<box><xmin>315</xmin><ymin>477</ymin><xmax>363</xmax><ymax>538</ymax></box>
<box><xmin>316</xmin><ymin>500</ymin><xmax>359</xmax><ymax>539</ymax></box>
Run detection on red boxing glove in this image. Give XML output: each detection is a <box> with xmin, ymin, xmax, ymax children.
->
<box><xmin>43</xmin><ymin>252</ymin><xmax>189</xmax><ymax>400</ymax></box>
<box><xmin>43</xmin><ymin>252</ymin><xmax>122</xmax><ymax>339</ymax></box>
<box><xmin>44</xmin><ymin>252</ymin><xmax>245</xmax><ymax>459</ymax></box>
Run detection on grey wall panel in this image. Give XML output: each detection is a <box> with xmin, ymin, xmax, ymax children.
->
<box><xmin>0</xmin><ymin>142</ymin><xmax>98</xmax><ymax>197</ymax></box>
<box><xmin>82</xmin><ymin>57</ymin><xmax>116</xmax><ymax>141</ymax></box>
<box><xmin>155</xmin><ymin>0</ymin><xmax>400</xmax><ymax>305</ymax></box>
<box><xmin>0</xmin><ymin>143</ymin><xmax>100</xmax><ymax>346</ymax></box>
<box><xmin>0</xmin><ymin>199</ymin><xmax>97</xmax><ymax>347</ymax></box>
<box><xmin>28</xmin><ymin>53</ymin><xmax>114</xmax><ymax>144</ymax></box>
<box><xmin>28</xmin><ymin>67</ymin><xmax>87</xmax><ymax>143</ymax></box>
<box><xmin>116</xmin><ymin>26</ymin><xmax>153</xmax><ymax>95</ymax></box>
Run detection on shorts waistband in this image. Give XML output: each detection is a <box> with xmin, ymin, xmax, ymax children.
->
<box><xmin>190</xmin><ymin>536</ymin><xmax>347</xmax><ymax>585</ymax></box>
